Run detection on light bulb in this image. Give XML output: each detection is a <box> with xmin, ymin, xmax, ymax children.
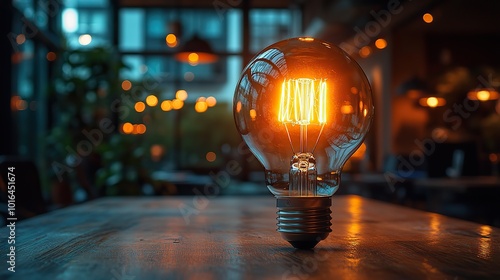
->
<box><xmin>233</xmin><ymin>37</ymin><xmax>374</xmax><ymax>249</ymax></box>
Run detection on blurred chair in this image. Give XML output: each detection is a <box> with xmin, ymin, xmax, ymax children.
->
<box><xmin>0</xmin><ymin>156</ymin><xmax>47</xmax><ymax>222</ymax></box>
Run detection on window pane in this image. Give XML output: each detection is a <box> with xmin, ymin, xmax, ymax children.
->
<box><xmin>119</xmin><ymin>9</ymin><xmax>145</xmax><ymax>51</ymax></box>
<box><xmin>250</xmin><ymin>9</ymin><xmax>296</xmax><ymax>52</ymax></box>
<box><xmin>62</xmin><ymin>1</ymin><xmax>111</xmax><ymax>49</ymax></box>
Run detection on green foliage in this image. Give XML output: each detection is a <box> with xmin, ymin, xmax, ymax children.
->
<box><xmin>46</xmin><ymin>47</ymin><xmax>147</xmax><ymax>195</ymax></box>
<box><xmin>180</xmin><ymin>103</ymin><xmax>241</xmax><ymax>167</ymax></box>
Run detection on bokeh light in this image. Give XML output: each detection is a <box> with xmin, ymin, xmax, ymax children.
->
<box><xmin>122</xmin><ymin>122</ymin><xmax>133</xmax><ymax>134</ymax></box>
<box><xmin>11</xmin><ymin>96</ymin><xmax>27</xmax><ymax>111</ymax></box>
<box><xmin>206</xmin><ymin>152</ymin><xmax>216</xmax><ymax>162</ymax></box>
<box><xmin>206</xmin><ymin>96</ymin><xmax>217</xmax><ymax>107</ymax></box>
<box><xmin>176</xmin><ymin>90</ymin><xmax>188</xmax><ymax>101</ymax></box>
<box><xmin>151</xmin><ymin>144</ymin><xmax>165</xmax><ymax>161</ymax></box>
<box><xmin>188</xmin><ymin>53</ymin><xmax>199</xmax><ymax>66</ymax></box>
<box><xmin>16</xmin><ymin>34</ymin><xmax>26</xmax><ymax>45</ymax></box>
<box><xmin>121</xmin><ymin>80</ymin><xmax>132</xmax><ymax>91</ymax></box>
<box><xmin>146</xmin><ymin>95</ymin><xmax>158</xmax><ymax>107</ymax></box>
<box><xmin>249</xmin><ymin>109</ymin><xmax>257</xmax><ymax>120</ymax></box>
<box><xmin>161</xmin><ymin>100</ymin><xmax>172</xmax><ymax>111</ymax></box>
<box><xmin>136</xmin><ymin>124</ymin><xmax>147</xmax><ymax>134</ymax></box>
<box><xmin>166</xmin><ymin>34</ymin><xmax>178</xmax><ymax>48</ymax></box>
<box><xmin>374</xmin><ymin>38</ymin><xmax>387</xmax><ymax>49</ymax></box>
<box><xmin>341</xmin><ymin>104</ymin><xmax>354</xmax><ymax>114</ymax></box>
<box><xmin>78</xmin><ymin>34</ymin><xmax>92</xmax><ymax>45</ymax></box>
<box><xmin>477</xmin><ymin>90</ymin><xmax>491</xmax><ymax>101</ymax></box>
<box><xmin>172</xmin><ymin>98</ymin><xmax>184</xmax><ymax>110</ymax></box>
<box><xmin>195</xmin><ymin>101</ymin><xmax>208</xmax><ymax>113</ymax></box>
<box><xmin>359</xmin><ymin>46</ymin><xmax>371</xmax><ymax>58</ymax></box>
<box><xmin>184</xmin><ymin>72</ymin><xmax>195</xmax><ymax>81</ymax></box>
<box><xmin>135</xmin><ymin>101</ymin><xmax>146</xmax><ymax>112</ymax></box>
<box><xmin>46</xmin><ymin>52</ymin><xmax>57</xmax><ymax>61</ymax></box>
<box><xmin>423</xmin><ymin>13</ymin><xmax>433</xmax><ymax>23</ymax></box>
<box><xmin>426</xmin><ymin>97</ymin><xmax>438</xmax><ymax>107</ymax></box>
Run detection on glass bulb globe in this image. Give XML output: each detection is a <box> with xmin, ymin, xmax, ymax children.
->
<box><xmin>233</xmin><ymin>37</ymin><xmax>374</xmax><ymax>249</ymax></box>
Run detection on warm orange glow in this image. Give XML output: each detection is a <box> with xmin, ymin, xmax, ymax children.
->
<box><xmin>478</xmin><ymin>225</ymin><xmax>492</xmax><ymax>259</ymax></box>
<box><xmin>172</xmin><ymin>98</ymin><xmax>184</xmax><ymax>110</ymax></box>
<box><xmin>16</xmin><ymin>34</ymin><xmax>26</xmax><ymax>44</ymax></box>
<box><xmin>468</xmin><ymin>89</ymin><xmax>499</xmax><ymax>101</ymax></box>
<box><xmin>166</xmin><ymin>34</ymin><xmax>178</xmax><ymax>47</ymax></box>
<box><xmin>151</xmin><ymin>144</ymin><xmax>164</xmax><ymax>161</ymax></box>
<box><xmin>206</xmin><ymin>152</ymin><xmax>216</xmax><ymax>162</ymax></box>
<box><xmin>407</xmin><ymin>89</ymin><xmax>423</xmax><ymax>99</ymax></box>
<box><xmin>351</xmin><ymin>87</ymin><xmax>358</xmax><ymax>94</ymax></box>
<box><xmin>17</xmin><ymin>100</ymin><xmax>27</xmax><ymax>110</ymax></box>
<box><xmin>347</xmin><ymin>195</ymin><xmax>363</xmax><ymax>258</ymax></box>
<box><xmin>477</xmin><ymin>90</ymin><xmax>490</xmax><ymax>101</ymax></box>
<box><xmin>423</xmin><ymin>13</ymin><xmax>433</xmax><ymax>23</ymax></box>
<box><xmin>249</xmin><ymin>109</ymin><xmax>257</xmax><ymax>120</ymax></box>
<box><xmin>176</xmin><ymin>90</ymin><xmax>188</xmax><ymax>101</ymax></box>
<box><xmin>195</xmin><ymin>101</ymin><xmax>208</xmax><ymax>113</ymax></box>
<box><xmin>161</xmin><ymin>100</ymin><xmax>172</xmax><ymax>111</ymax></box>
<box><xmin>341</xmin><ymin>104</ymin><xmax>354</xmax><ymax>114</ymax></box>
<box><xmin>348</xmin><ymin>195</ymin><xmax>362</xmax><ymax>218</ymax></box>
<box><xmin>136</xmin><ymin>124</ymin><xmax>147</xmax><ymax>134</ymax></box>
<box><xmin>419</xmin><ymin>97</ymin><xmax>446</xmax><ymax>107</ymax></box>
<box><xmin>351</xmin><ymin>143</ymin><xmax>367</xmax><ymax>160</ymax></box>
<box><xmin>11</xmin><ymin>96</ymin><xmax>27</xmax><ymax>111</ymax></box>
<box><xmin>374</xmin><ymin>38</ymin><xmax>387</xmax><ymax>49</ymax></box>
<box><xmin>122</xmin><ymin>122</ymin><xmax>133</xmax><ymax>134</ymax></box>
<box><xmin>46</xmin><ymin>52</ymin><xmax>57</xmax><ymax>61</ymax></box>
<box><xmin>11</xmin><ymin>52</ymin><xmax>25</xmax><ymax>64</ymax></box>
<box><xmin>131</xmin><ymin>125</ymin><xmax>138</xmax><ymax>135</ymax></box>
<box><xmin>206</xmin><ymin>96</ymin><xmax>217</xmax><ymax>107</ymax></box>
<box><xmin>135</xmin><ymin>101</ymin><xmax>146</xmax><ymax>112</ymax></box>
<box><xmin>197</xmin><ymin>97</ymin><xmax>206</xmax><ymax>102</ymax></box>
<box><xmin>278</xmin><ymin>78</ymin><xmax>327</xmax><ymax>125</ymax></box>
<box><xmin>428</xmin><ymin>213</ymin><xmax>442</xmax><ymax>242</ymax></box>
<box><xmin>359</xmin><ymin>46</ymin><xmax>371</xmax><ymax>58</ymax></box>
<box><xmin>298</xmin><ymin>37</ymin><xmax>314</xmax><ymax>42</ymax></box>
<box><xmin>176</xmin><ymin>49</ymin><xmax>218</xmax><ymax>64</ymax></box>
<box><xmin>236</xmin><ymin>101</ymin><xmax>242</xmax><ymax>113</ymax></box>
<box><xmin>490</xmin><ymin>153</ymin><xmax>499</xmax><ymax>163</ymax></box>
<box><xmin>188</xmin><ymin>53</ymin><xmax>199</xmax><ymax>66</ymax></box>
<box><xmin>427</xmin><ymin>97</ymin><xmax>438</xmax><ymax>107</ymax></box>
<box><xmin>146</xmin><ymin>95</ymin><xmax>158</xmax><ymax>106</ymax></box>
<box><xmin>121</xmin><ymin>80</ymin><xmax>132</xmax><ymax>91</ymax></box>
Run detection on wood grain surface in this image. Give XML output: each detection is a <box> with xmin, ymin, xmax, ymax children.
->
<box><xmin>1</xmin><ymin>195</ymin><xmax>499</xmax><ymax>279</ymax></box>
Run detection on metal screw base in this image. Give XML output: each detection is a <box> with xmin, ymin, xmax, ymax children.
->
<box><xmin>276</xmin><ymin>196</ymin><xmax>332</xmax><ymax>249</ymax></box>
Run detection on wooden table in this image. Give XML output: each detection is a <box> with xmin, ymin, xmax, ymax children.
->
<box><xmin>1</xmin><ymin>195</ymin><xmax>499</xmax><ymax>279</ymax></box>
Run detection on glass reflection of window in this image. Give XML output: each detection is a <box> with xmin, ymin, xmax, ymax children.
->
<box><xmin>116</xmin><ymin>6</ymin><xmax>300</xmax><ymax>169</ymax></box>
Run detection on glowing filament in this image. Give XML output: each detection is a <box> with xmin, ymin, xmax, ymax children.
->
<box><xmin>278</xmin><ymin>78</ymin><xmax>327</xmax><ymax>125</ymax></box>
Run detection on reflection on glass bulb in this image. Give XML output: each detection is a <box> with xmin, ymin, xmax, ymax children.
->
<box><xmin>233</xmin><ymin>37</ymin><xmax>374</xmax><ymax>249</ymax></box>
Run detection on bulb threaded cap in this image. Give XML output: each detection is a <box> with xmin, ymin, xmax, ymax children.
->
<box><xmin>276</xmin><ymin>196</ymin><xmax>332</xmax><ymax>249</ymax></box>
